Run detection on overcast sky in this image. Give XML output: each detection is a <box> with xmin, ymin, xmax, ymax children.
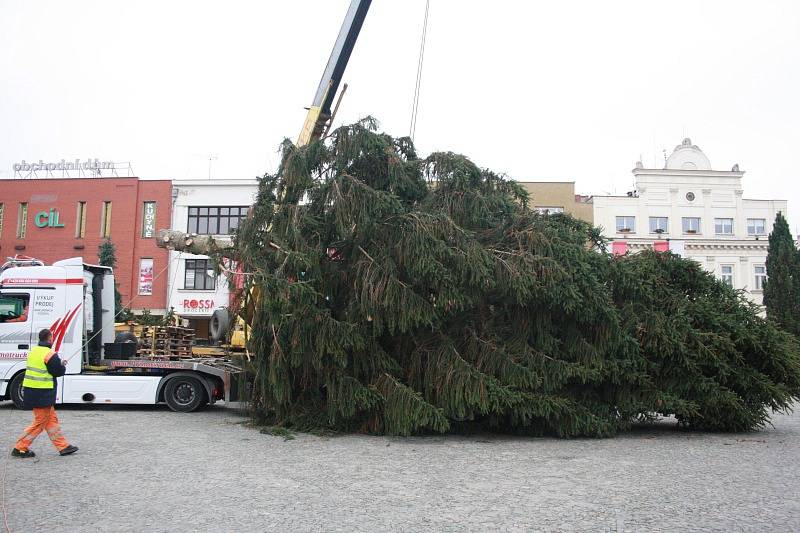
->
<box><xmin>1</xmin><ymin>1</ymin><xmax>798</xmax><ymax>235</ymax></box>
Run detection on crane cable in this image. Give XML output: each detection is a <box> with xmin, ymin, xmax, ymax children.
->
<box><xmin>409</xmin><ymin>0</ymin><xmax>431</xmax><ymax>142</ymax></box>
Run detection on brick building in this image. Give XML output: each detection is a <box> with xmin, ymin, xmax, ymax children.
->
<box><xmin>0</xmin><ymin>177</ymin><xmax>172</xmax><ymax>314</ymax></box>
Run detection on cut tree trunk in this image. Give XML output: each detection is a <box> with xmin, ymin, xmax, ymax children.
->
<box><xmin>156</xmin><ymin>229</ymin><xmax>234</xmax><ymax>255</ymax></box>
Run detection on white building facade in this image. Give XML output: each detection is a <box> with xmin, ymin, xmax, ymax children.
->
<box><xmin>167</xmin><ymin>179</ymin><xmax>258</xmax><ymax>340</ymax></box>
<box><xmin>592</xmin><ymin>138</ymin><xmax>787</xmax><ymax>306</ymax></box>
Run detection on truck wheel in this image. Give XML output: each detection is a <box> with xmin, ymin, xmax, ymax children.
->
<box><xmin>209</xmin><ymin>309</ymin><xmax>230</xmax><ymax>342</ymax></box>
<box><xmin>9</xmin><ymin>372</ymin><xmax>25</xmax><ymax>409</ymax></box>
<box><xmin>164</xmin><ymin>376</ymin><xmax>206</xmax><ymax>412</ymax></box>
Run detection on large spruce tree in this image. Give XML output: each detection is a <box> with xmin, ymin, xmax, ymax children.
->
<box><xmin>98</xmin><ymin>239</ymin><xmax>125</xmax><ymax>319</ymax></box>
<box><xmin>764</xmin><ymin>212</ymin><xmax>800</xmax><ymax>336</ymax></box>
<box><xmin>227</xmin><ymin>119</ymin><xmax>800</xmax><ymax>436</ymax></box>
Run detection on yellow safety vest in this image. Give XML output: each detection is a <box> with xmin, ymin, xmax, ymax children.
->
<box><xmin>22</xmin><ymin>345</ymin><xmax>55</xmax><ymax>389</ymax></box>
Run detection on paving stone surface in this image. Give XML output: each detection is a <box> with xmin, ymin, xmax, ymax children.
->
<box><xmin>1</xmin><ymin>401</ymin><xmax>799</xmax><ymax>532</ymax></box>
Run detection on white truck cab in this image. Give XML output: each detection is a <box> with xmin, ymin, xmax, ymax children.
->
<box><xmin>0</xmin><ymin>257</ymin><xmax>241</xmax><ymax>412</ymax></box>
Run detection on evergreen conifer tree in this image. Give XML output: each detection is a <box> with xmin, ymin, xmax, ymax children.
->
<box><xmin>221</xmin><ymin>119</ymin><xmax>800</xmax><ymax>437</ymax></box>
<box><xmin>764</xmin><ymin>212</ymin><xmax>799</xmax><ymax>336</ymax></box>
<box><xmin>97</xmin><ymin>239</ymin><xmax>126</xmax><ymax>319</ymax></box>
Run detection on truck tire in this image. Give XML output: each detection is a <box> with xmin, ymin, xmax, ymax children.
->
<box><xmin>209</xmin><ymin>309</ymin><xmax>230</xmax><ymax>342</ymax></box>
<box><xmin>164</xmin><ymin>376</ymin><xmax>206</xmax><ymax>412</ymax></box>
<box><xmin>115</xmin><ymin>331</ymin><xmax>138</xmax><ymax>344</ymax></box>
<box><xmin>9</xmin><ymin>372</ymin><xmax>25</xmax><ymax>409</ymax></box>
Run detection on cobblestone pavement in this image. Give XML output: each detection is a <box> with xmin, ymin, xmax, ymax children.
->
<box><xmin>1</xmin><ymin>401</ymin><xmax>799</xmax><ymax>532</ymax></box>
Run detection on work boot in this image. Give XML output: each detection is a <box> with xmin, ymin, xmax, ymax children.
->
<box><xmin>11</xmin><ymin>448</ymin><xmax>35</xmax><ymax>458</ymax></box>
<box><xmin>59</xmin><ymin>445</ymin><xmax>78</xmax><ymax>456</ymax></box>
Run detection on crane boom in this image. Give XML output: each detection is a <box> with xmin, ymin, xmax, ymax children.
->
<box><xmin>297</xmin><ymin>0</ymin><xmax>372</xmax><ymax>146</ymax></box>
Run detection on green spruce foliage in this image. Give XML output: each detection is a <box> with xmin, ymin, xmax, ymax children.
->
<box><xmin>228</xmin><ymin>119</ymin><xmax>800</xmax><ymax>437</ymax></box>
<box><xmin>97</xmin><ymin>239</ymin><xmax>117</xmax><ymax>268</ymax></box>
<box><xmin>764</xmin><ymin>212</ymin><xmax>800</xmax><ymax>336</ymax></box>
<box><xmin>136</xmin><ymin>309</ymin><xmax>166</xmax><ymax>326</ymax></box>
<box><xmin>97</xmin><ymin>239</ymin><xmax>126</xmax><ymax>319</ymax></box>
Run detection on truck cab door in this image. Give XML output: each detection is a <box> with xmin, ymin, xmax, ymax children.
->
<box><xmin>0</xmin><ymin>290</ymin><xmax>34</xmax><ymax>385</ymax></box>
<box><xmin>29</xmin><ymin>287</ymin><xmax>69</xmax><ymax>401</ymax></box>
<box><xmin>29</xmin><ymin>287</ymin><xmax>67</xmax><ymax>348</ymax></box>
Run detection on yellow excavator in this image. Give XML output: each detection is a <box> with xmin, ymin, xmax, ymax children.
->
<box><xmin>158</xmin><ymin>0</ymin><xmax>372</xmax><ymax>352</ymax></box>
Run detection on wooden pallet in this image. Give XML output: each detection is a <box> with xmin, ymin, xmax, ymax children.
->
<box><xmin>139</xmin><ymin>325</ymin><xmax>196</xmax><ymax>358</ymax></box>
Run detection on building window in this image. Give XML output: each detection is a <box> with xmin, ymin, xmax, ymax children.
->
<box><xmin>649</xmin><ymin>217</ymin><xmax>668</xmax><ymax>234</ymax></box>
<box><xmin>100</xmin><ymin>201</ymin><xmax>112</xmax><ymax>238</ymax></box>
<box><xmin>142</xmin><ymin>202</ymin><xmax>157</xmax><ymax>238</ymax></box>
<box><xmin>184</xmin><ymin>259</ymin><xmax>216</xmax><ymax>290</ymax></box>
<box><xmin>682</xmin><ymin>217</ymin><xmax>701</xmax><ymax>234</ymax></box>
<box><xmin>0</xmin><ymin>203</ymin><xmax>4</xmax><ymax>238</ymax></box>
<box><xmin>747</xmin><ymin>218</ymin><xmax>766</xmax><ymax>236</ymax></box>
<box><xmin>720</xmin><ymin>264</ymin><xmax>734</xmax><ymax>286</ymax></box>
<box><xmin>187</xmin><ymin>206</ymin><xmax>249</xmax><ymax>235</ymax></box>
<box><xmin>685</xmin><ymin>192</ymin><xmax>696</xmax><ymax>202</ymax></box>
<box><xmin>75</xmin><ymin>202</ymin><xmax>87</xmax><ymax>238</ymax></box>
<box><xmin>534</xmin><ymin>206</ymin><xmax>564</xmax><ymax>215</ymax></box>
<box><xmin>714</xmin><ymin>218</ymin><xmax>733</xmax><ymax>235</ymax></box>
<box><xmin>16</xmin><ymin>203</ymin><xmax>28</xmax><ymax>239</ymax></box>
<box><xmin>616</xmin><ymin>216</ymin><xmax>635</xmax><ymax>233</ymax></box>
<box><xmin>754</xmin><ymin>264</ymin><xmax>766</xmax><ymax>290</ymax></box>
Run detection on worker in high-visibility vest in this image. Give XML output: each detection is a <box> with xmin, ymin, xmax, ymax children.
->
<box><xmin>11</xmin><ymin>328</ymin><xmax>78</xmax><ymax>458</ymax></box>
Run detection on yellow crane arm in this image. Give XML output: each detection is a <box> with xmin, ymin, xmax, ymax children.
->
<box><xmin>296</xmin><ymin>0</ymin><xmax>371</xmax><ymax>147</ymax></box>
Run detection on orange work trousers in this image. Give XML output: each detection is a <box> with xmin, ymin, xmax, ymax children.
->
<box><xmin>15</xmin><ymin>406</ymin><xmax>69</xmax><ymax>452</ymax></box>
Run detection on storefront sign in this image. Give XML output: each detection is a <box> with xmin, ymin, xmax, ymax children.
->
<box><xmin>181</xmin><ymin>299</ymin><xmax>216</xmax><ymax>313</ymax></box>
<box><xmin>142</xmin><ymin>202</ymin><xmax>157</xmax><ymax>238</ymax></box>
<box><xmin>14</xmin><ymin>159</ymin><xmax>115</xmax><ymax>172</ymax></box>
<box><xmin>34</xmin><ymin>208</ymin><xmax>65</xmax><ymax>228</ymax></box>
<box><xmin>138</xmin><ymin>258</ymin><xmax>154</xmax><ymax>296</ymax></box>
